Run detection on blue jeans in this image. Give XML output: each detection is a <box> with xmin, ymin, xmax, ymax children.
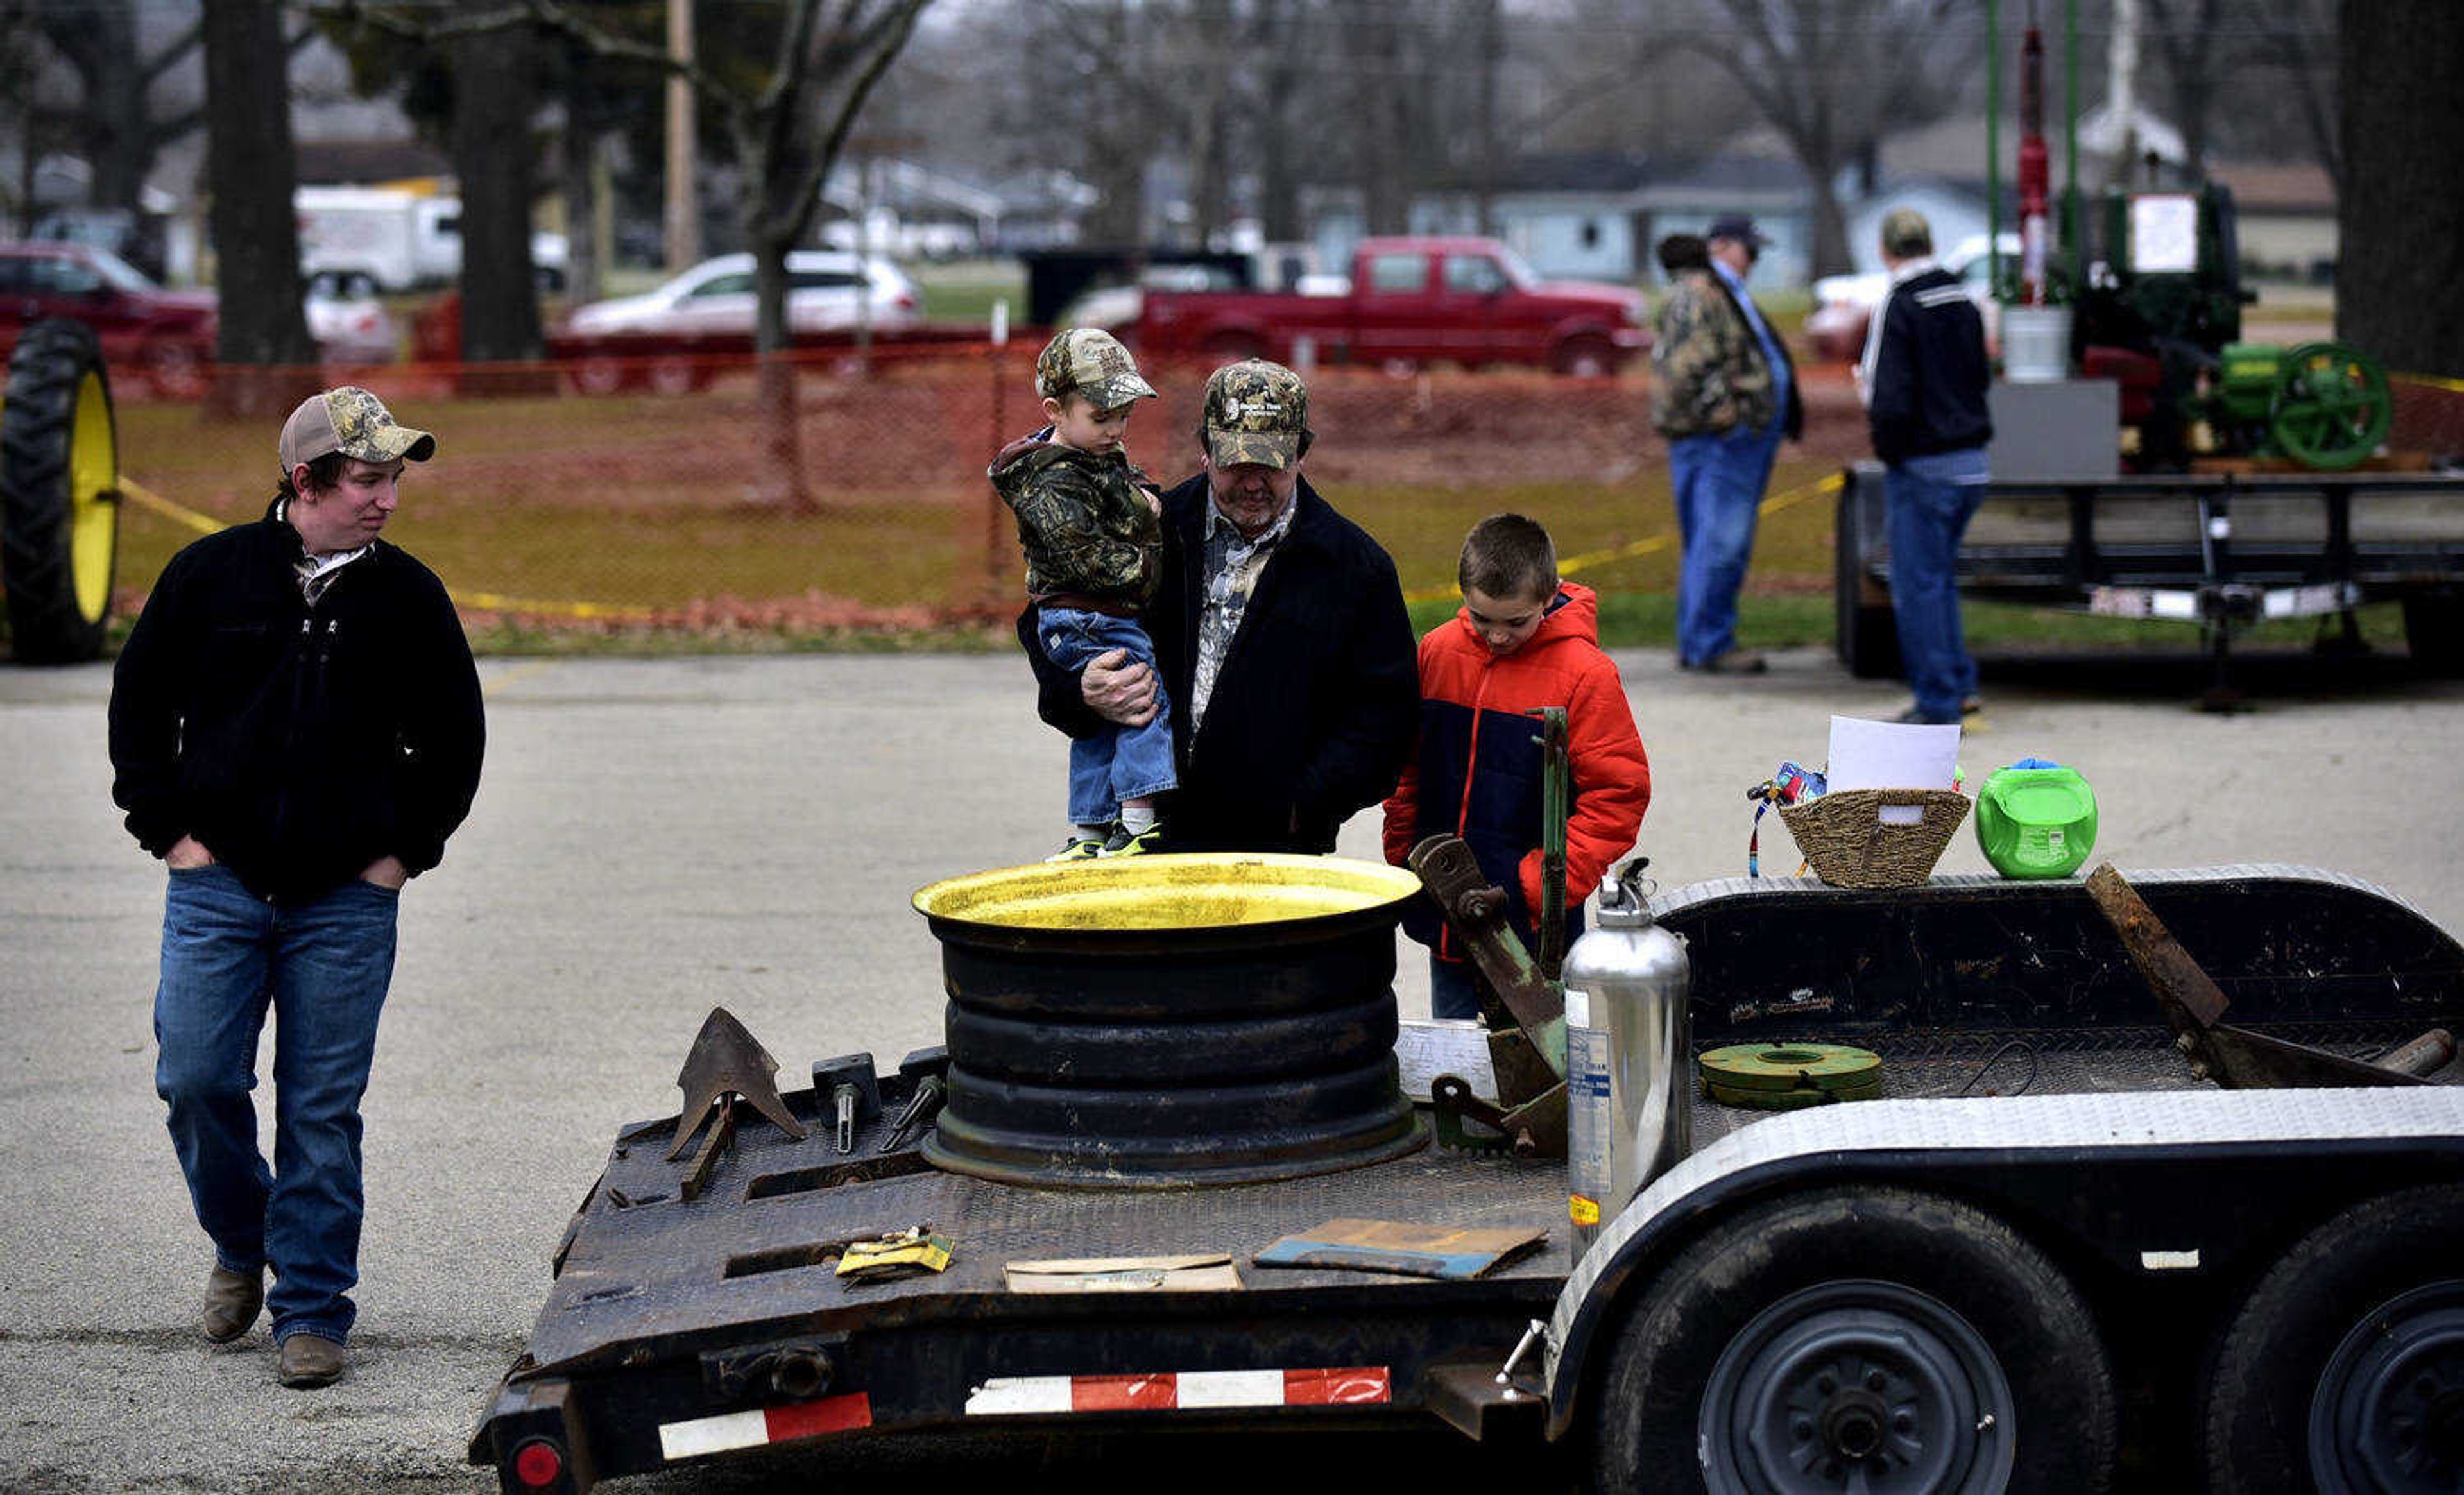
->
<box><xmin>1885</xmin><ymin>466</ymin><xmax>1987</xmax><ymax>722</ymax></box>
<box><xmin>153</xmin><ymin>864</ymin><xmax>398</xmax><ymax>1346</ymax></box>
<box><xmin>1035</xmin><ymin>606</ymin><xmax>1177</xmax><ymax>824</ymax></box>
<box><xmin>1670</xmin><ymin>423</ymin><xmax>1783</xmax><ymax>666</ymax></box>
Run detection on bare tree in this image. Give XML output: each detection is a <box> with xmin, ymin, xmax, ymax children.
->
<box><xmin>28</xmin><ymin>0</ymin><xmax>206</xmax><ymax>216</ymax></box>
<box><xmin>450</xmin><ymin>24</ymin><xmax>543</xmax><ymax>363</ymax></box>
<box><xmin>1682</xmin><ymin>0</ymin><xmax>1977</xmax><ymax>277</ymax></box>
<box><xmin>199</xmin><ymin>0</ymin><xmax>316</xmax><ymax>414</ymax></box>
<box><xmin>2335</xmin><ymin>0</ymin><xmax>2461</xmax><ymax>378</ymax></box>
<box><xmin>324</xmin><ymin>0</ymin><xmax>927</xmax><ymax>509</ymax></box>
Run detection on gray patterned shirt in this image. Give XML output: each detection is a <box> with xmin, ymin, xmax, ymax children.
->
<box><xmin>1190</xmin><ymin>496</ymin><xmax>1296</xmax><ymax>728</ymax></box>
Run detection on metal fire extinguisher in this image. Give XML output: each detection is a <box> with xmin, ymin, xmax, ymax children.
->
<box><xmin>1563</xmin><ymin>859</ymin><xmax>1691</xmax><ymax>1262</ymax></box>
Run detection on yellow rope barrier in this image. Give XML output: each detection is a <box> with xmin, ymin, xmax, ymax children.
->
<box><xmin>116</xmin><ymin>477</ymin><xmax>661</xmax><ymax>623</ymax></box>
<box><xmin>1401</xmin><ymin>467</ymin><xmax>1847</xmax><ymax>606</ymax></box>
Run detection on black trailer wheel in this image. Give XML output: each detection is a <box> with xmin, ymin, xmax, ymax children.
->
<box><xmin>3</xmin><ymin>319</ymin><xmax>119</xmax><ymax>663</ymax></box>
<box><xmin>2402</xmin><ymin>590</ymin><xmax>2464</xmax><ymax>677</ymax></box>
<box><xmin>2200</xmin><ymin>1183</ymin><xmax>2464</xmax><ymax>1494</ymax></box>
<box><xmin>1587</xmin><ymin>1185</ymin><xmax>2116</xmax><ymax>1495</ymax></box>
<box><xmin>1833</xmin><ymin>481</ymin><xmax>1901</xmax><ymax>679</ymax></box>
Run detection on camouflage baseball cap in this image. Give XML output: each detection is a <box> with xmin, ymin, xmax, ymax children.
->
<box><xmin>1201</xmin><ymin>359</ymin><xmax>1310</xmax><ymax>470</ymax></box>
<box><xmin>278</xmin><ymin>387</ymin><xmax>435</xmax><ymax>476</ymax></box>
<box><xmin>1035</xmin><ymin>327</ymin><xmax>1156</xmax><ymax>409</ymax></box>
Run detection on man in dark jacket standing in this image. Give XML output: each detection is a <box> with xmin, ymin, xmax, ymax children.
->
<box><xmin>1858</xmin><ymin>208</ymin><xmax>1995</xmax><ymax>726</ymax></box>
<box><xmin>1025</xmin><ymin>359</ymin><xmax>1417</xmax><ymax>853</ymax></box>
<box><xmin>108</xmin><ymin>388</ymin><xmax>484</xmax><ymax>1389</ymax></box>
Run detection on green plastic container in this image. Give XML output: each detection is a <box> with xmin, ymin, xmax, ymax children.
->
<box><xmin>1975</xmin><ymin>764</ymin><xmax>2098</xmax><ymax>878</ymax></box>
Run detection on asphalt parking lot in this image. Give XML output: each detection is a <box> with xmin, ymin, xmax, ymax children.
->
<box><xmin>3</xmin><ymin>644</ymin><xmax>2459</xmax><ymax>1492</ymax></box>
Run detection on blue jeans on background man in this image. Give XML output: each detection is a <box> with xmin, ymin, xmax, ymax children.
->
<box><xmin>154</xmin><ymin>863</ymin><xmax>398</xmax><ymax>1348</ymax></box>
<box><xmin>1670</xmin><ymin>421</ymin><xmax>1783</xmax><ymax>666</ymax></box>
<box><xmin>1885</xmin><ymin>463</ymin><xmax>1988</xmax><ymax>722</ymax></box>
<box><xmin>1036</xmin><ymin>606</ymin><xmax>1177</xmax><ymax>825</ymax></box>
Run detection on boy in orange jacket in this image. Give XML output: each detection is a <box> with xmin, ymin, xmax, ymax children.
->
<box><xmin>1383</xmin><ymin>514</ymin><xmax>1651</xmax><ymax>1018</ymax></box>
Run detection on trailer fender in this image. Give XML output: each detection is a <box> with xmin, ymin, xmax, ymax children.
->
<box><xmin>1542</xmin><ymin>1087</ymin><xmax>2464</xmax><ymax>1444</ymax></box>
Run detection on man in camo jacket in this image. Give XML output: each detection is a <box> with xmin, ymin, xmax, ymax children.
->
<box><xmin>1652</xmin><ymin>216</ymin><xmax>1804</xmax><ymax>676</ymax></box>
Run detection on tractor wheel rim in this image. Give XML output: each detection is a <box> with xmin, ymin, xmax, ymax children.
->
<box><xmin>2310</xmin><ymin>1281</ymin><xmax>2464</xmax><ymax>1493</ymax></box>
<box><xmin>1700</xmin><ymin>1279</ymin><xmax>2015</xmax><ymax>1495</ymax></box>
<box><xmin>69</xmin><ymin>369</ymin><xmax>117</xmax><ymax>624</ymax></box>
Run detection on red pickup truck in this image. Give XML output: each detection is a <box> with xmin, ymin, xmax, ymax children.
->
<box><xmin>1136</xmin><ymin>235</ymin><xmax>1648</xmax><ymax>376</ymax></box>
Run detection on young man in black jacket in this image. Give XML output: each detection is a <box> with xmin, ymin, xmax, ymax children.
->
<box><xmin>1858</xmin><ymin>207</ymin><xmax>1995</xmax><ymax>726</ymax></box>
<box><xmin>108</xmin><ymin>388</ymin><xmax>484</xmax><ymax>1389</ymax></box>
<box><xmin>1022</xmin><ymin>359</ymin><xmax>1419</xmax><ymax>855</ymax></box>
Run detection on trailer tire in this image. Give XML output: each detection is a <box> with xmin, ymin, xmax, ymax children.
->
<box><xmin>3</xmin><ymin>320</ymin><xmax>119</xmax><ymax>663</ymax></box>
<box><xmin>2200</xmin><ymin>1183</ymin><xmax>2464</xmax><ymax>1494</ymax></box>
<box><xmin>1834</xmin><ymin>479</ymin><xmax>1901</xmax><ymax>679</ymax></box>
<box><xmin>2402</xmin><ymin>590</ymin><xmax>2464</xmax><ymax>677</ymax></box>
<box><xmin>1587</xmin><ymin>1184</ymin><xmax>2116</xmax><ymax>1494</ymax></box>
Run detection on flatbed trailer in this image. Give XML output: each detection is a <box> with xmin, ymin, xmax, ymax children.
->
<box><xmin>472</xmin><ymin>864</ymin><xmax>2464</xmax><ymax>1494</ymax></box>
<box><xmin>1833</xmin><ymin>461</ymin><xmax>2464</xmax><ymax>700</ymax></box>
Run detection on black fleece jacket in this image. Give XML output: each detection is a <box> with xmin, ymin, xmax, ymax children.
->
<box><xmin>1864</xmin><ymin>265</ymin><xmax>1994</xmax><ymax>463</ymax></box>
<box><xmin>1022</xmin><ymin>472</ymin><xmax>1418</xmax><ymax>854</ymax></box>
<box><xmin>109</xmin><ymin>502</ymin><xmax>485</xmax><ymax>905</ymax></box>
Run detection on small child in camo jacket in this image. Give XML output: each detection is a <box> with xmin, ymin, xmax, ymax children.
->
<box><xmin>989</xmin><ymin>328</ymin><xmax>1176</xmax><ymax>860</ymax></box>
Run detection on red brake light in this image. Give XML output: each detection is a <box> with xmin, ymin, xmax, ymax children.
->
<box><xmin>511</xmin><ymin>1437</ymin><xmax>564</xmax><ymax>1488</ymax></box>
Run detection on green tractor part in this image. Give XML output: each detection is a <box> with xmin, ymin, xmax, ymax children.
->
<box><xmin>2</xmin><ymin>319</ymin><xmax>122</xmax><ymax>663</ymax></box>
<box><xmin>2268</xmin><ymin>341</ymin><xmax>2393</xmax><ymax>471</ymax></box>
<box><xmin>1699</xmin><ymin>1043</ymin><xmax>1887</xmax><ymax>1110</ymax></box>
<box><xmin>2206</xmin><ymin>339</ymin><xmax>2393</xmax><ymax>472</ymax></box>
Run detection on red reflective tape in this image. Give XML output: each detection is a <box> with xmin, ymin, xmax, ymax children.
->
<box><xmin>763</xmin><ymin>1391</ymin><xmax>873</xmax><ymax>1443</ymax></box>
<box><xmin>1283</xmin><ymin>1367</ymin><xmax>1391</xmax><ymax>1405</ymax></box>
<box><xmin>1072</xmin><ymin>1373</ymin><xmax>1179</xmax><ymax>1412</ymax></box>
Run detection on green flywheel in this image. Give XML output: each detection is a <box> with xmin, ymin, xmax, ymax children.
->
<box><xmin>1700</xmin><ymin>1043</ymin><xmax>1883</xmax><ymax>1091</ymax></box>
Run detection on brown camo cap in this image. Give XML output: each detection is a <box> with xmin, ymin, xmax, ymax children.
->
<box><xmin>1201</xmin><ymin>359</ymin><xmax>1309</xmax><ymax>470</ymax></box>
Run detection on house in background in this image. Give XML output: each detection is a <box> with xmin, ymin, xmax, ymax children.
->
<box><xmin>1305</xmin><ymin>152</ymin><xmax>1815</xmax><ymax>288</ymax></box>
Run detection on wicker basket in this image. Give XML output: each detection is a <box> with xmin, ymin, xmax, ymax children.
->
<box><xmin>1778</xmin><ymin>789</ymin><xmax>1972</xmax><ymax>889</ymax></box>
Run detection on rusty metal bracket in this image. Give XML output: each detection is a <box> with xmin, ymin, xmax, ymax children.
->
<box><xmin>1408</xmin><ymin>835</ymin><xmax>1567</xmax><ymax>1082</ymax></box>
<box><xmin>670</xmin><ymin>1006</ymin><xmax>809</xmax><ymax>1160</ymax></box>
<box><xmin>2084</xmin><ymin>863</ymin><xmax>2431</xmax><ymax>1089</ymax></box>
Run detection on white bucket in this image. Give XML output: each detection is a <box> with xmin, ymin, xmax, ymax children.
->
<box><xmin>2001</xmin><ymin>306</ymin><xmax>2073</xmax><ymax>383</ymax></box>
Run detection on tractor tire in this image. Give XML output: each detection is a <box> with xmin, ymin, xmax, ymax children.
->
<box><xmin>1587</xmin><ymin>1184</ymin><xmax>2118</xmax><ymax>1494</ymax></box>
<box><xmin>1834</xmin><ymin>476</ymin><xmax>1901</xmax><ymax>678</ymax></box>
<box><xmin>2402</xmin><ymin>590</ymin><xmax>2464</xmax><ymax>678</ymax></box>
<box><xmin>2</xmin><ymin>320</ymin><xmax>119</xmax><ymax>663</ymax></box>
<box><xmin>2200</xmin><ymin>1183</ymin><xmax>2464</xmax><ymax>1494</ymax></box>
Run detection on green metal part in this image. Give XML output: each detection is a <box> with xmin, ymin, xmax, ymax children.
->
<box><xmin>1530</xmin><ymin>706</ymin><xmax>1569</xmax><ymax>980</ymax></box>
<box><xmin>2270</xmin><ymin>341</ymin><xmax>2393</xmax><ymax>471</ymax></box>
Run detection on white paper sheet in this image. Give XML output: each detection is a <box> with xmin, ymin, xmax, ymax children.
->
<box><xmin>1826</xmin><ymin>714</ymin><xmax>1961</xmax><ymax>792</ymax></box>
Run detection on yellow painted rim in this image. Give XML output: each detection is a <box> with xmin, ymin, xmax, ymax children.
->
<box><xmin>69</xmin><ymin>369</ymin><xmax>117</xmax><ymax>624</ymax></box>
<box><xmin>914</xmin><ymin>852</ymin><xmax>1425</xmax><ymax>932</ymax></box>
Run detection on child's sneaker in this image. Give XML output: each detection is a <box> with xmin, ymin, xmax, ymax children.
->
<box><xmin>1046</xmin><ymin>832</ymin><xmax>1108</xmax><ymax>862</ymax></box>
<box><xmin>1100</xmin><ymin>822</ymin><xmax>1167</xmax><ymax>857</ymax></box>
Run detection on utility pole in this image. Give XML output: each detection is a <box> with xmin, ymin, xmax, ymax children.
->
<box><xmin>663</xmin><ymin>0</ymin><xmax>698</xmax><ymax>270</ymax></box>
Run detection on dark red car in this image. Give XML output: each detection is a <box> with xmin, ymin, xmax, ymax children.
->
<box><xmin>0</xmin><ymin>240</ymin><xmax>218</xmax><ymax>397</ymax></box>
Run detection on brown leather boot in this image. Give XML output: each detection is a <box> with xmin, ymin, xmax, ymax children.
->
<box><xmin>200</xmin><ymin>1265</ymin><xmax>263</xmax><ymax>1344</ymax></box>
<box><xmin>277</xmin><ymin>1333</ymin><xmax>346</xmax><ymax>1389</ymax></box>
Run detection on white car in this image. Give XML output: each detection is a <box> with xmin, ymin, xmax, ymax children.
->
<box><xmin>1803</xmin><ymin>232</ymin><xmax>2019</xmax><ymax>362</ymax></box>
<box><xmin>564</xmin><ymin>252</ymin><xmax>921</xmax><ymax>338</ymax></box>
<box><xmin>302</xmin><ymin>270</ymin><xmax>399</xmax><ymax>364</ymax></box>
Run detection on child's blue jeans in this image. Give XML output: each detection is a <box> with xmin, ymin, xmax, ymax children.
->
<box><xmin>1036</xmin><ymin>606</ymin><xmax>1178</xmax><ymax>825</ymax></box>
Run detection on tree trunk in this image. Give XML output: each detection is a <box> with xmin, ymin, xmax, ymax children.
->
<box><xmin>451</xmin><ymin>26</ymin><xmax>545</xmax><ymax>364</ymax></box>
<box><xmin>1353</xmin><ymin>12</ymin><xmax>1407</xmax><ymax>234</ymax></box>
<box><xmin>199</xmin><ymin>0</ymin><xmax>316</xmax><ymax>417</ymax></box>
<box><xmin>2334</xmin><ymin>1</ymin><xmax>2463</xmax><ymax>378</ymax></box>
